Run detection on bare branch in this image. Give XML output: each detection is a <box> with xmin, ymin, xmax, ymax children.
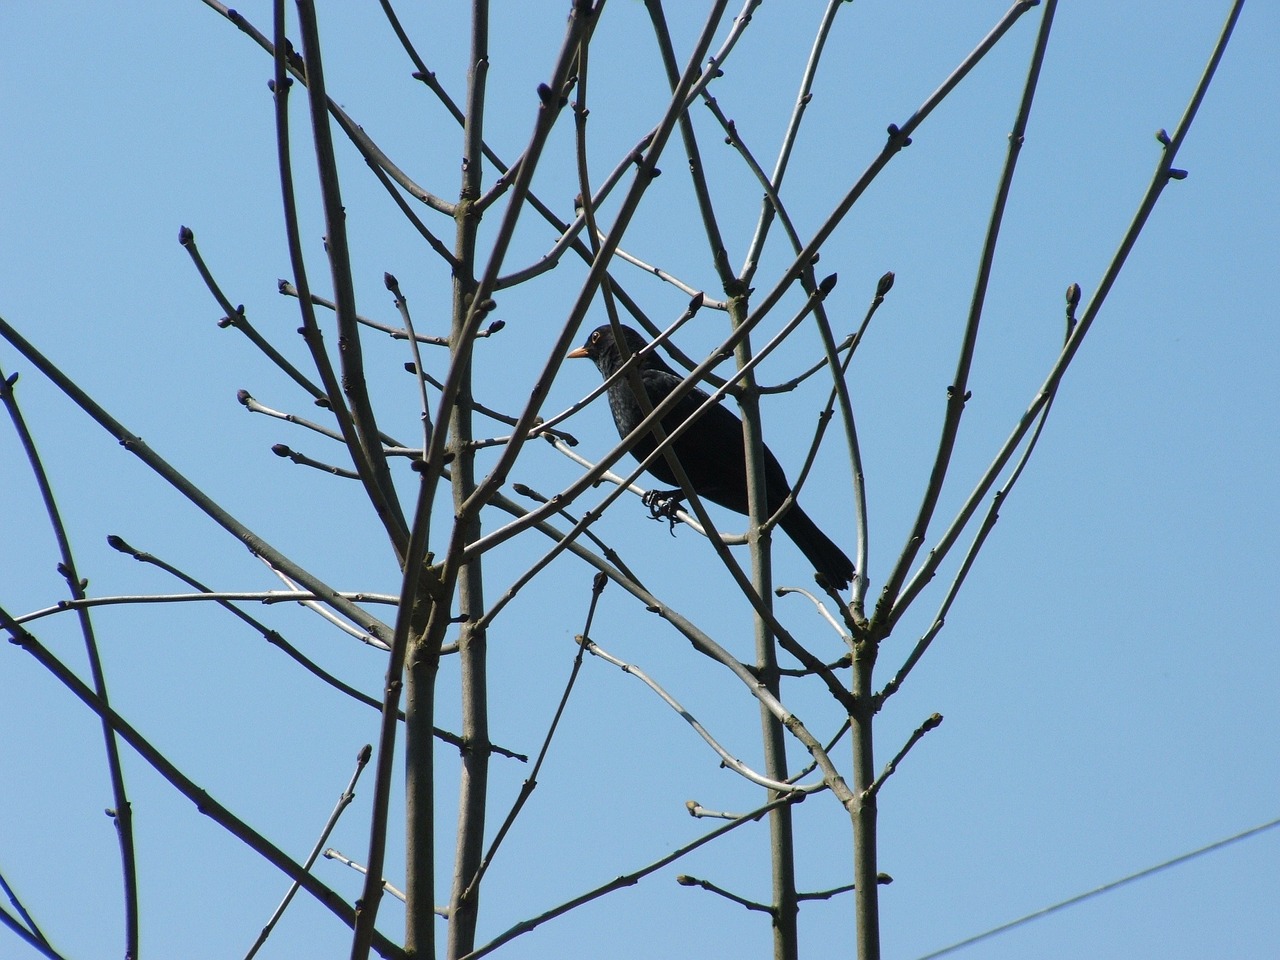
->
<box><xmin>0</xmin><ymin>317</ymin><xmax>395</xmax><ymax>643</ymax></box>
<box><xmin>583</xmin><ymin>636</ymin><xmax>825</xmax><ymax>794</ymax></box>
<box><xmin>324</xmin><ymin>849</ymin><xmax>410</xmax><ymax>905</ymax></box>
<box><xmin>872</xmin><ymin>0</ymin><xmax>1058</xmax><ymax>633</ymax></box>
<box><xmin>0</xmin><ymin>609</ymin><xmax>406</xmax><ymax>960</ymax></box>
<box><xmin>459</xmin><ymin>573</ymin><xmax>609</xmax><ymax>905</ymax></box>
<box><xmin>294</xmin><ymin>0</ymin><xmax>407</xmax><ymax>554</ymax></box>
<box><xmin>0</xmin><ymin>362</ymin><xmax>139</xmax><ymax>956</ymax></box>
<box><xmin>244</xmin><ymin>744</ymin><xmax>373</xmax><ymax>959</ymax></box>
<box><xmin>865</xmin><ymin>714</ymin><xmax>943</xmax><ymax>800</ymax></box>
<box><xmin>457</xmin><ymin>793</ymin><xmax>802</xmax><ymax>960</ymax></box>
<box><xmin>203</xmin><ymin>0</ymin><xmax>455</xmax><ymax>215</ymax></box>
<box><xmin>676</xmin><ymin>874</ymin><xmax>774</xmax><ymax>915</ymax></box>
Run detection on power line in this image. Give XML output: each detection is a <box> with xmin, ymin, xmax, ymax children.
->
<box><xmin>913</xmin><ymin>814</ymin><xmax>1280</xmax><ymax>960</ymax></box>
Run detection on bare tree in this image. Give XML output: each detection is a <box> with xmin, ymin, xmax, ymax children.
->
<box><xmin>0</xmin><ymin>2</ymin><xmax>1253</xmax><ymax>959</ymax></box>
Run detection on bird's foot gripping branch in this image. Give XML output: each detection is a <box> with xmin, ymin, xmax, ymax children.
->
<box><xmin>641</xmin><ymin>488</ymin><xmax>685</xmax><ymax>534</ymax></box>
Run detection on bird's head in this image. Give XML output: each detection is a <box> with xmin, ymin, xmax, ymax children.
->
<box><xmin>567</xmin><ymin>324</ymin><xmax>657</xmax><ymax>376</ymax></box>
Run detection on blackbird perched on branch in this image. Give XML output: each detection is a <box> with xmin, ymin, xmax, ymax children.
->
<box><xmin>569</xmin><ymin>324</ymin><xmax>853</xmax><ymax>589</ymax></box>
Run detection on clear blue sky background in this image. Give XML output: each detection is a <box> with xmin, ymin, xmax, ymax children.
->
<box><xmin>2</xmin><ymin>2</ymin><xmax>1276</xmax><ymax>959</ymax></box>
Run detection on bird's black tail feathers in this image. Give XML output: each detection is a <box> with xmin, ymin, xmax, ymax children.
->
<box><xmin>778</xmin><ymin>505</ymin><xmax>854</xmax><ymax>590</ymax></box>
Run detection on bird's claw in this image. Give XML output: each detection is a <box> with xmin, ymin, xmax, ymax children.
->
<box><xmin>641</xmin><ymin>490</ymin><xmax>684</xmax><ymax>535</ymax></box>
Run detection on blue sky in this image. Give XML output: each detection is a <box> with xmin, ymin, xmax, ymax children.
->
<box><xmin>1</xmin><ymin>2</ymin><xmax>1277</xmax><ymax>958</ymax></box>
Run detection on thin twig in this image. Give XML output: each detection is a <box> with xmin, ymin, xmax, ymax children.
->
<box><xmin>584</xmin><ymin>637</ymin><xmax>824</xmax><ymax>795</ymax></box>
<box><xmin>277</xmin><ymin>281</ymin><xmax>449</xmax><ymax>346</ymax></box>
<box><xmin>385</xmin><ymin>273</ymin><xmax>434</xmax><ymax>454</ymax></box>
<box><xmin>775</xmin><ymin>585</ymin><xmax>851</xmax><ymax>644</ymax></box>
<box><xmin>459</xmin><ymin>573</ymin><xmax>609</xmax><ymax>904</ymax></box>
<box><xmin>264</xmin><ymin>563</ymin><xmax>393</xmax><ymax>649</ymax></box>
<box><xmin>865</xmin><ymin>714</ymin><xmax>943</xmax><ymax>800</ymax></box>
<box><xmin>0</xmin><ymin>609</ymin><xmax>405</xmax><ymax>960</ymax></box>
<box><xmin>180</xmin><ymin>227</ymin><xmax>328</xmax><ymax>398</ymax></box>
<box><xmin>872</xmin><ymin>0</ymin><xmax>1057</xmax><ymax>632</ymax></box>
<box><xmin>457</xmin><ymin>792</ymin><xmax>802</xmax><ymax>960</ymax></box>
<box><xmin>676</xmin><ymin>875</ymin><xmax>774</xmax><ymax>915</ymax></box>
<box><xmin>739</xmin><ymin>0</ymin><xmax>849</xmax><ymax>285</ymax></box>
<box><xmin>0</xmin><ymin>867</ymin><xmax>57</xmax><ymax>958</ymax></box>
<box><xmin>732</xmin><ymin>0</ymin><xmax>1042</xmax><ymax>386</ymax></box>
<box><xmin>1</xmin><ymin>364</ymin><xmax>139</xmax><ymax>956</ymax></box>
<box><xmin>686</xmin><ymin>800</ymin><xmax>758</xmax><ymax>820</ymax></box>
<box><xmin>295</xmin><ymin>0</ymin><xmax>407</xmax><ymax>555</ymax></box>
<box><xmin>509</xmin><ymin>483</ymin><xmax>650</xmax><ymax>587</ymax></box>
<box><xmin>480</xmin><ymin>490</ymin><xmax>855</xmax><ymax>810</ymax></box>
<box><xmin>244</xmin><ymin>745</ymin><xmax>373</xmax><ymax>959</ymax></box>
<box><xmin>14</xmin><ymin>587</ymin><xmax>397</xmax><ymax>623</ymax></box>
<box><xmin>879</xmin><ymin>287</ymin><xmax>1073</xmax><ymax>702</ymax></box>
<box><xmin>204</xmin><ymin>0</ymin><xmax>455</xmax><ymax>214</ymax></box>
<box><xmin>798</xmin><ymin>882</ymin><xmax>859</xmax><ymax>902</ymax></box>
<box><xmin>266</xmin><ymin>3</ymin><xmax>408</xmax><ymax>556</ymax></box>
<box><xmin>271</xmin><ymin>443</ymin><xmax>361</xmax><ymax>478</ymax></box>
<box><xmin>324</xmin><ymin>849</ymin><xmax>410</xmax><ymax>905</ymax></box>
<box><xmin>101</xmin><ymin>536</ymin><xmax>528</xmax><ymax>759</ymax></box>
<box><xmin>0</xmin><ymin>903</ymin><xmax>64</xmax><ymax>960</ymax></box>
<box><xmin>597</xmin><ymin>236</ymin><xmax>728</xmax><ymax>309</ymax></box>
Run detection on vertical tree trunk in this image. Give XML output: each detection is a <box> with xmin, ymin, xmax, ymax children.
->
<box><xmin>445</xmin><ymin>8</ymin><xmax>490</xmax><ymax>954</ymax></box>
<box><xmin>733</xmin><ymin>307</ymin><xmax>800</xmax><ymax>960</ymax></box>
<box><xmin>850</xmin><ymin>640</ymin><xmax>879</xmax><ymax>960</ymax></box>
<box><xmin>405</xmin><ymin>625</ymin><xmax>439</xmax><ymax>957</ymax></box>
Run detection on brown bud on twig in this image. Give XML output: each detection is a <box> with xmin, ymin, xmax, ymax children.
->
<box><xmin>1064</xmin><ymin>283</ymin><xmax>1081</xmax><ymax>340</ymax></box>
<box><xmin>877</xmin><ymin>271</ymin><xmax>895</xmax><ymax>297</ymax></box>
<box><xmin>177</xmin><ymin>225</ymin><xmax>193</xmax><ymax>246</ymax></box>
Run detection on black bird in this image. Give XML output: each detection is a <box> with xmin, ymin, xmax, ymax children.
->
<box><xmin>569</xmin><ymin>324</ymin><xmax>853</xmax><ymax>589</ymax></box>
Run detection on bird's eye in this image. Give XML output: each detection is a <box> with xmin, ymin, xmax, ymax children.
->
<box><xmin>589</xmin><ymin>331</ymin><xmax>600</xmax><ymax>344</ymax></box>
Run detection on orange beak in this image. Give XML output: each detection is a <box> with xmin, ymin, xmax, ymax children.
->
<box><xmin>566</xmin><ymin>346</ymin><xmax>589</xmax><ymax>359</ymax></box>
